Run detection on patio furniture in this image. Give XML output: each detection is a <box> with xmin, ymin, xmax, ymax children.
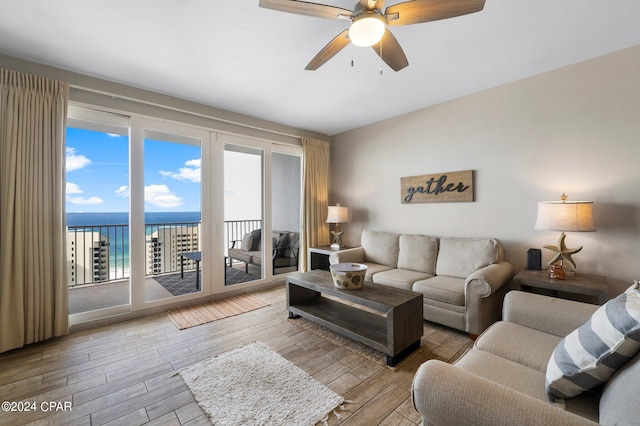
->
<box><xmin>228</xmin><ymin>230</ymin><xmax>299</xmax><ymax>275</ymax></box>
<box><xmin>179</xmin><ymin>251</ymin><xmax>201</xmax><ymax>290</ymax></box>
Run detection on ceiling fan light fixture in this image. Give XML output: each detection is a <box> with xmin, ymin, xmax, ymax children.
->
<box><xmin>349</xmin><ymin>12</ymin><xmax>385</xmax><ymax>47</ymax></box>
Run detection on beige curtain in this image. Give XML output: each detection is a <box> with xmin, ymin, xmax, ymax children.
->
<box><xmin>300</xmin><ymin>137</ymin><xmax>330</xmax><ymax>271</ymax></box>
<box><xmin>0</xmin><ymin>69</ymin><xmax>69</xmax><ymax>353</ymax></box>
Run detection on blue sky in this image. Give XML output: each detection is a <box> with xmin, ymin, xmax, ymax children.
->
<box><xmin>66</xmin><ymin>127</ymin><xmax>201</xmax><ymax>213</ymax></box>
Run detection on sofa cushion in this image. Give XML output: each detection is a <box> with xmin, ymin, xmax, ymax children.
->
<box><xmin>288</xmin><ymin>232</ymin><xmax>299</xmax><ymax>256</ymax></box>
<box><xmin>397</xmin><ymin>234</ymin><xmax>438</xmax><ymax>274</ymax></box>
<box><xmin>361</xmin><ymin>262</ymin><xmax>394</xmax><ymax>282</ymax></box>
<box><xmin>546</xmin><ymin>282</ymin><xmax>640</xmax><ymax>401</ymax></box>
<box><xmin>275</xmin><ymin>233</ymin><xmax>290</xmax><ymax>256</ymax></box>
<box><xmin>361</xmin><ymin>230</ymin><xmax>399</xmax><ymax>268</ymax></box>
<box><xmin>372</xmin><ymin>268</ymin><xmax>433</xmax><ymax>291</ymax></box>
<box><xmin>436</xmin><ymin>237</ymin><xmax>502</xmax><ymax>279</ymax></box>
<box><xmin>250</xmin><ymin>228</ymin><xmax>261</xmax><ymax>251</ymax></box>
<box><xmin>240</xmin><ymin>233</ymin><xmax>253</xmax><ymax>251</ymax></box>
<box><xmin>476</xmin><ymin>322</ymin><xmax>562</xmax><ymax>373</ymax></box>
<box><xmin>250</xmin><ymin>250</ymin><xmax>262</xmax><ymax>265</ymax></box>
<box><xmin>454</xmin><ymin>348</ymin><xmax>550</xmax><ymax>404</ymax></box>
<box><xmin>413</xmin><ymin>275</ymin><xmax>465</xmax><ymax>306</ymax></box>
<box><xmin>228</xmin><ymin>248</ymin><xmax>253</xmax><ymax>264</ymax></box>
<box><xmin>600</xmin><ymin>350</ymin><xmax>640</xmax><ymax>425</ymax></box>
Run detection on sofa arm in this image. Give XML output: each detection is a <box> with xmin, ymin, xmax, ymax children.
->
<box><xmin>328</xmin><ymin>247</ymin><xmax>365</xmax><ymax>264</ymax></box>
<box><xmin>465</xmin><ymin>261</ymin><xmax>514</xmax><ymax>296</ymax></box>
<box><xmin>412</xmin><ymin>360</ymin><xmax>597</xmax><ymax>426</ymax></box>
<box><xmin>503</xmin><ymin>291</ymin><xmax>598</xmax><ymax>337</ymax></box>
<box><xmin>464</xmin><ymin>261</ymin><xmax>513</xmax><ymax>335</ymax></box>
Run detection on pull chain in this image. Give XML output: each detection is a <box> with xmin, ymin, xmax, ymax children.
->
<box><xmin>379</xmin><ymin>40</ymin><xmax>383</xmax><ymax>75</ymax></box>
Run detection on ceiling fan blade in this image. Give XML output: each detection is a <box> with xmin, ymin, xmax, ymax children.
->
<box><xmin>259</xmin><ymin>0</ymin><xmax>352</xmax><ymax>20</ymax></box>
<box><xmin>374</xmin><ymin>0</ymin><xmax>386</xmax><ymax>10</ymax></box>
<box><xmin>371</xmin><ymin>29</ymin><xmax>408</xmax><ymax>71</ymax></box>
<box><xmin>305</xmin><ymin>30</ymin><xmax>351</xmax><ymax>70</ymax></box>
<box><xmin>385</xmin><ymin>0</ymin><xmax>485</xmax><ymax>26</ymax></box>
<box><xmin>359</xmin><ymin>0</ymin><xmax>385</xmax><ymax>11</ymax></box>
<box><xmin>356</xmin><ymin>0</ymin><xmax>384</xmax><ymax>13</ymax></box>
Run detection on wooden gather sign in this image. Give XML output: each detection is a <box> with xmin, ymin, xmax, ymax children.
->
<box><xmin>401</xmin><ymin>170</ymin><xmax>474</xmax><ymax>204</ymax></box>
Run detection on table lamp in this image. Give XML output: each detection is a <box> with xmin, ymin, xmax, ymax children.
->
<box><xmin>326</xmin><ymin>203</ymin><xmax>349</xmax><ymax>250</ymax></box>
<box><xmin>534</xmin><ymin>193</ymin><xmax>595</xmax><ymax>278</ymax></box>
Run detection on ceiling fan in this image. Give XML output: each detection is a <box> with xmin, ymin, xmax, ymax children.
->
<box><xmin>259</xmin><ymin>0</ymin><xmax>486</xmax><ymax>71</ymax></box>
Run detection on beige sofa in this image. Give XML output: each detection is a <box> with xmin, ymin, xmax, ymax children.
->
<box><xmin>412</xmin><ymin>290</ymin><xmax>640</xmax><ymax>425</ymax></box>
<box><xmin>329</xmin><ymin>230</ymin><xmax>513</xmax><ymax>335</ymax></box>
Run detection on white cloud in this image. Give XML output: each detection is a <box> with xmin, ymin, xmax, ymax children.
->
<box><xmin>66</xmin><ymin>147</ymin><xmax>92</xmax><ymax>172</ymax></box>
<box><xmin>115</xmin><ymin>185</ymin><xmax>129</xmax><ymax>197</ymax></box>
<box><xmin>145</xmin><ymin>184</ymin><xmax>183</xmax><ymax>208</ymax></box>
<box><xmin>159</xmin><ymin>158</ymin><xmax>201</xmax><ymax>183</ymax></box>
<box><xmin>66</xmin><ymin>182</ymin><xmax>83</xmax><ymax>194</ymax></box>
<box><xmin>67</xmin><ymin>196</ymin><xmax>103</xmax><ymax>205</ymax></box>
<box><xmin>66</xmin><ymin>182</ymin><xmax>103</xmax><ymax>205</ymax></box>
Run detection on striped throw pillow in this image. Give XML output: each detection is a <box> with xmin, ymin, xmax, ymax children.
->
<box><xmin>545</xmin><ymin>281</ymin><xmax>640</xmax><ymax>401</ymax></box>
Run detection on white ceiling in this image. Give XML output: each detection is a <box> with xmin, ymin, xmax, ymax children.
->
<box><xmin>1</xmin><ymin>0</ymin><xmax>640</xmax><ymax>136</ymax></box>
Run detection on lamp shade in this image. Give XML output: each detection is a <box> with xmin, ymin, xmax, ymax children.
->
<box><xmin>326</xmin><ymin>203</ymin><xmax>349</xmax><ymax>224</ymax></box>
<box><xmin>349</xmin><ymin>13</ymin><xmax>385</xmax><ymax>47</ymax></box>
<box><xmin>534</xmin><ymin>201</ymin><xmax>596</xmax><ymax>232</ymax></box>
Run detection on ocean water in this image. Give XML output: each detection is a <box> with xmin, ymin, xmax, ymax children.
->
<box><xmin>66</xmin><ymin>212</ymin><xmax>201</xmax><ymax>280</ymax></box>
<box><xmin>66</xmin><ymin>211</ymin><xmax>201</xmax><ymax>226</ymax></box>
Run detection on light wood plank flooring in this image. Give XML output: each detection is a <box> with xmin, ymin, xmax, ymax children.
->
<box><xmin>0</xmin><ymin>286</ymin><xmax>472</xmax><ymax>426</ymax></box>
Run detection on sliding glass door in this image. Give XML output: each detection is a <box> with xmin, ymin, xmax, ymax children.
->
<box><xmin>66</xmin><ymin>107</ymin><xmax>131</xmax><ymax>321</ymax></box>
<box><xmin>222</xmin><ymin>140</ymin><xmax>265</xmax><ymax>286</ymax></box>
<box><xmin>220</xmin><ymin>137</ymin><xmax>303</xmax><ymax>285</ymax></box>
<box><xmin>67</xmin><ymin>107</ymin><xmax>302</xmax><ymax>322</ymax></box>
<box><xmin>142</xmin><ymin>133</ymin><xmax>203</xmax><ymax>302</ymax></box>
<box><xmin>271</xmin><ymin>148</ymin><xmax>302</xmax><ymax>276</ymax></box>
<box><xmin>130</xmin><ymin>119</ymin><xmax>213</xmax><ymax>309</ymax></box>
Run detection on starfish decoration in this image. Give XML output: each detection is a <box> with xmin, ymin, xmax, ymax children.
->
<box><xmin>543</xmin><ymin>232</ymin><xmax>583</xmax><ymax>268</ymax></box>
<box><xmin>330</xmin><ymin>229</ymin><xmax>344</xmax><ymax>246</ymax></box>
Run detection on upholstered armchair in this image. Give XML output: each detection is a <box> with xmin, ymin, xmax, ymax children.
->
<box><xmin>228</xmin><ymin>229</ymin><xmax>299</xmax><ymax>274</ymax></box>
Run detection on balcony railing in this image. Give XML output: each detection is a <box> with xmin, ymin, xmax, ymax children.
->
<box><xmin>66</xmin><ymin>219</ymin><xmax>261</xmax><ymax>287</ymax></box>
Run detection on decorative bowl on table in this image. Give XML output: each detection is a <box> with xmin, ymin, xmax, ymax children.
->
<box><xmin>329</xmin><ymin>263</ymin><xmax>367</xmax><ymax>290</ymax></box>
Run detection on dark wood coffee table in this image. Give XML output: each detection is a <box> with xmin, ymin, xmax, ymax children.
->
<box><xmin>286</xmin><ymin>270</ymin><xmax>423</xmax><ymax>366</ymax></box>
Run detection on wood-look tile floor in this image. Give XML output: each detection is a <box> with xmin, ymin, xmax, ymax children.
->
<box><xmin>0</xmin><ymin>286</ymin><xmax>472</xmax><ymax>426</ymax></box>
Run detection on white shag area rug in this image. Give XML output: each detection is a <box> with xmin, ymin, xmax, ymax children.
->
<box><xmin>179</xmin><ymin>341</ymin><xmax>345</xmax><ymax>425</ymax></box>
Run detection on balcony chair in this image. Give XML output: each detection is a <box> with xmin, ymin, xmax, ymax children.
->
<box><xmin>228</xmin><ymin>229</ymin><xmax>299</xmax><ymax>275</ymax></box>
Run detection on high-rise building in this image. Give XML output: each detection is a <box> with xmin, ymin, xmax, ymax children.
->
<box><xmin>67</xmin><ymin>230</ymin><xmax>110</xmax><ymax>286</ymax></box>
<box><xmin>146</xmin><ymin>224</ymin><xmax>200</xmax><ymax>275</ymax></box>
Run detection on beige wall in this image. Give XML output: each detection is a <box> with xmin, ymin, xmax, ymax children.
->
<box><xmin>330</xmin><ymin>45</ymin><xmax>640</xmax><ymax>296</ymax></box>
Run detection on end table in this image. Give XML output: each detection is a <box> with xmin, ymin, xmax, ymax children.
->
<box><xmin>514</xmin><ymin>269</ymin><xmax>608</xmax><ymax>305</ymax></box>
<box><xmin>308</xmin><ymin>245</ymin><xmax>356</xmax><ymax>271</ymax></box>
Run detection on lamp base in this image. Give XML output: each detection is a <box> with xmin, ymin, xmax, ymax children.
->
<box><xmin>330</xmin><ymin>224</ymin><xmax>343</xmax><ymax>250</ymax></box>
<box><xmin>543</xmin><ymin>232</ymin><xmax>582</xmax><ymax>271</ymax></box>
